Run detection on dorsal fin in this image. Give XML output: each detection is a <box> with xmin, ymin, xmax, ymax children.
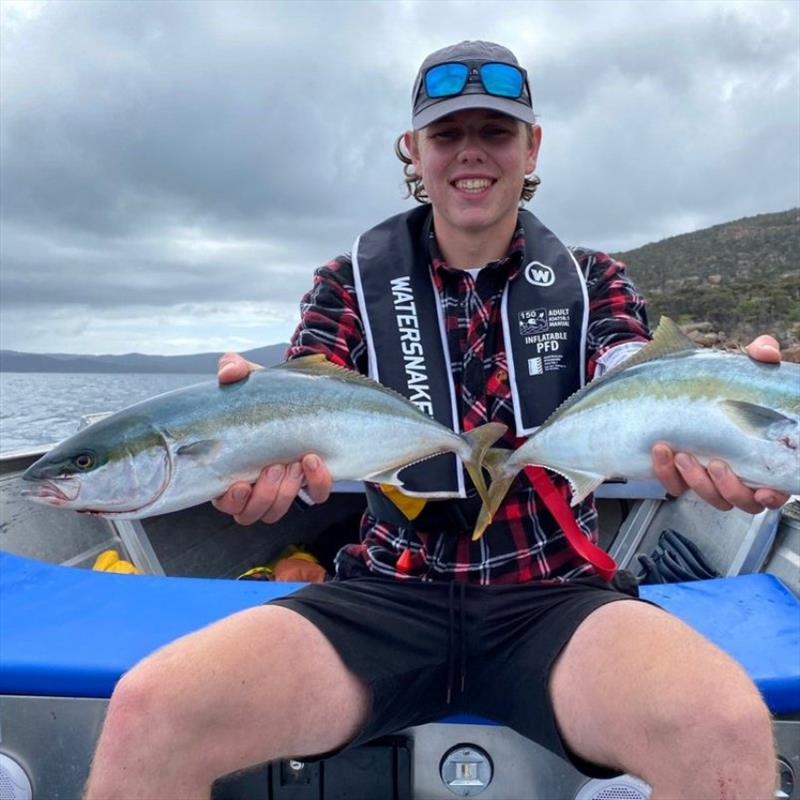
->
<box><xmin>537</xmin><ymin>316</ymin><xmax>697</xmax><ymax>430</ymax></box>
<box><xmin>275</xmin><ymin>355</ymin><xmax>432</xmax><ymax>410</ymax></box>
<box><xmin>276</xmin><ymin>354</ymin><xmax>328</xmax><ymax>368</ymax></box>
<box><xmin>609</xmin><ymin>315</ymin><xmax>698</xmax><ymax>372</ymax></box>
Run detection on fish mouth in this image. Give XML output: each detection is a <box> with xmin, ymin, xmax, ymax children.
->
<box><xmin>22</xmin><ymin>478</ymin><xmax>80</xmax><ymax>505</ymax></box>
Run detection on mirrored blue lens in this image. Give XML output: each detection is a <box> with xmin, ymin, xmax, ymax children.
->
<box><xmin>425</xmin><ymin>63</ymin><xmax>469</xmax><ymax>98</ymax></box>
<box><xmin>480</xmin><ymin>63</ymin><xmax>524</xmax><ymax>98</ymax></box>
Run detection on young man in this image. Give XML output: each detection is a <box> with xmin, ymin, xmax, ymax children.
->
<box><xmin>86</xmin><ymin>41</ymin><xmax>786</xmax><ymax>799</ymax></box>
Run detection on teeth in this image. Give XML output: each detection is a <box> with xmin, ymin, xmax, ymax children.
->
<box><xmin>455</xmin><ymin>178</ymin><xmax>492</xmax><ymax>192</ymax></box>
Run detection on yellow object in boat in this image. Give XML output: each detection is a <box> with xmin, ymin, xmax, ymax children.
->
<box><xmin>92</xmin><ymin>549</ymin><xmax>140</xmax><ymax>575</ymax></box>
<box><xmin>237</xmin><ymin>544</ymin><xmax>321</xmax><ymax>581</ymax></box>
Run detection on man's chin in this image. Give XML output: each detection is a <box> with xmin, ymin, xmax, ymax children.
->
<box><xmin>450</xmin><ymin>207</ymin><xmax>511</xmax><ymax>233</ymax></box>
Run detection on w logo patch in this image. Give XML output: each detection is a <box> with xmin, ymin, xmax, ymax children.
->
<box><xmin>524</xmin><ymin>261</ymin><xmax>555</xmax><ymax>287</ymax></box>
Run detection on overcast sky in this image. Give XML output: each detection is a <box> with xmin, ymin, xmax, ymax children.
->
<box><xmin>1</xmin><ymin>0</ymin><xmax>798</xmax><ymax>356</ymax></box>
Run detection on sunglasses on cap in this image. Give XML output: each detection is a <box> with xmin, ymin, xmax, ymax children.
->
<box><xmin>421</xmin><ymin>61</ymin><xmax>530</xmax><ymax>101</ymax></box>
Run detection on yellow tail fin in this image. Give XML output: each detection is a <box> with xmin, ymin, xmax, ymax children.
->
<box><xmin>472</xmin><ymin>447</ymin><xmax>517</xmax><ymax>540</ymax></box>
<box><xmin>461</xmin><ymin>422</ymin><xmax>507</xmax><ymax>509</ymax></box>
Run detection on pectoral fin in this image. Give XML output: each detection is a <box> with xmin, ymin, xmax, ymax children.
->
<box><xmin>176</xmin><ymin>439</ymin><xmax>223</xmax><ymax>463</ymax></box>
<box><xmin>718</xmin><ymin>400</ymin><xmax>794</xmax><ymax>438</ymax></box>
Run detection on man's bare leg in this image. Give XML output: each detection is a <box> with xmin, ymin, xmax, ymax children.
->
<box><xmin>550</xmin><ymin>600</ymin><xmax>775</xmax><ymax>799</ymax></box>
<box><xmin>85</xmin><ymin>605</ymin><xmax>371</xmax><ymax>800</ymax></box>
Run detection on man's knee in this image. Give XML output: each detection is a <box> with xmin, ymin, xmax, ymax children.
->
<box><xmin>661</xmin><ymin>679</ymin><xmax>771</xmax><ymax>748</ymax></box>
<box><xmin>639</xmin><ymin>663</ymin><xmax>774</xmax><ymax>783</ymax></box>
<box><xmin>100</xmin><ymin>653</ymin><xmax>192</xmax><ymax>754</ymax></box>
<box><xmin>553</xmin><ymin>601</ymin><xmax>775</xmax><ymax>786</ymax></box>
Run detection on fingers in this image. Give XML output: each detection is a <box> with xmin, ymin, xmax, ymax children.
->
<box><xmin>753</xmin><ymin>487</ymin><xmax>791</xmax><ymax>511</ymax></box>
<box><xmin>672</xmin><ymin>453</ymin><xmax>732</xmax><ymax>511</ymax></box>
<box><xmin>651</xmin><ymin>443</ymin><xmax>689</xmax><ymax>498</ymax></box>
<box><xmin>217</xmin><ymin>352</ymin><xmax>264</xmax><ymax>385</ymax></box>
<box><xmin>238</xmin><ymin>462</ymin><xmax>305</xmax><ymax>525</ymax></box>
<box><xmin>675</xmin><ymin>455</ymin><xmax>776</xmax><ymax>515</ymax></box>
<box><xmin>707</xmin><ymin>461</ymin><xmax>788</xmax><ymax>512</ymax></box>
<box><xmin>302</xmin><ymin>454</ymin><xmax>332</xmax><ymax>505</ymax></box>
<box><xmin>211</xmin><ymin>454</ymin><xmax>330</xmax><ymax>526</ymax></box>
<box><xmin>744</xmin><ymin>335</ymin><xmax>781</xmax><ymax>364</ymax></box>
<box><xmin>651</xmin><ymin>443</ymin><xmax>783</xmax><ymax>515</ymax></box>
<box><xmin>211</xmin><ymin>481</ymin><xmax>253</xmax><ymax>516</ymax></box>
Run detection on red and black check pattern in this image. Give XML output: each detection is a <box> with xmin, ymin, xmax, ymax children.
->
<box><xmin>287</xmin><ymin>224</ymin><xmax>650</xmax><ymax>584</ymax></box>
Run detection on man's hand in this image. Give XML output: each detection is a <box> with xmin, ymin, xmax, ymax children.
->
<box><xmin>212</xmin><ymin>454</ymin><xmax>332</xmax><ymax>525</ymax></box>
<box><xmin>651</xmin><ymin>334</ymin><xmax>789</xmax><ymax>514</ymax></box>
<box><xmin>217</xmin><ymin>351</ymin><xmax>264</xmax><ymax>385</ymax></box>
<box><xmin>212</xmin><ymin>352</ymin><xmax>333</xmax><ymax>524</ymax></box>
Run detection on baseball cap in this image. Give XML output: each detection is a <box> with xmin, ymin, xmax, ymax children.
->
<box><xmin>411</xmin><ymin>40</ymin><xmax>535</xmax><ymax>130</ymax></box>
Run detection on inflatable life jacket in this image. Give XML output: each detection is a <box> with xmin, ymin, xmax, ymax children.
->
<box><xmin>352</xmin><ymin>205</ymin><xmax>588</xmax><ymax>499</ymax></box>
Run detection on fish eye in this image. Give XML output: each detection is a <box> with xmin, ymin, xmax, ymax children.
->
<box><xmin>74</xmin><ymin>452</ymin><xmax>95</xmax><ymax>471</ymax></box>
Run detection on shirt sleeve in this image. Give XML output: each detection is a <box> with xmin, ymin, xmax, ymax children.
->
<box><xmin>284</xmin><ymin>256</ymin><xmax>368</xmax><ymax>372</ymax></box>
<box><xmin>574</xmin><ymin>248</ymin><xmax>651</xmax><ymax>381</ymax></box>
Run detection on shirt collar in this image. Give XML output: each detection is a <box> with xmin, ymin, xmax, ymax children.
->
<box><xmin>427</xmin><ymin>220</ymin><xmax>526</xmax><ymax>280</ymax></box>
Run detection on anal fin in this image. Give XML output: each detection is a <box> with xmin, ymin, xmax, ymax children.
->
<box><xmin>549</xmin><ymin>467</ymin><xmax>607</xmax><ymax>506</ymax></box>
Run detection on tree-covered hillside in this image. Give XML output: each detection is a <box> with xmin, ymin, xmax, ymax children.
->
<box><xmin>615</xmin><ymin>208</ymin><xmax>800</xmax><ymax>354</ymax></box>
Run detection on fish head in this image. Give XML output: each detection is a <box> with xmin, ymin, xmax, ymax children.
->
<box><xmin>21</xmin><ymin>416</ymin><xmax>171</xmax><ymax>516</ymax></box>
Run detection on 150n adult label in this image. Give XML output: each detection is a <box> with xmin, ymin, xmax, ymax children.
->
<box><xmin>519</xmin><ymin>307</ymin><xmax>572</xmax><ymax>372</ymax></box>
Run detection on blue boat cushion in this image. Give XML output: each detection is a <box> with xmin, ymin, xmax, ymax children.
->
<box><xmin>0</xmin><ymin>553</ymin><xmax>797</xmax><ymax>714</ymax></box>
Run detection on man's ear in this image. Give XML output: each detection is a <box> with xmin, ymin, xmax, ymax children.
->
<box><xmin>526</xmin><ymin>124</ymin><xmax>542</xmax><ymax>175</ymax></box>
<box><xmin>404</xmin><ymin>130</ymin><xmax>421</xmax><ymax>174</ymax></box>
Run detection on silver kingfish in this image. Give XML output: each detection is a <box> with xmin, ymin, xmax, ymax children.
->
<box><xmin>474</xmin><ymin>317</ymin><xmax>800</xmax><ymax>539</ymax></box>
<box><xmin>22</xmin><ymin>355</ymin><xmax>506</xmax><ymax>519</ymax></box>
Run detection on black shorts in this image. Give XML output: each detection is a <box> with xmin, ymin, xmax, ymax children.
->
<box><xmin>269</xmin><ymin>573</ymin><xmax>642</xmax><ymax>777</ymax></box>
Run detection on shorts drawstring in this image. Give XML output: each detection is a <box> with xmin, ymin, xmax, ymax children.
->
<box><xmin>460</xmin><ymin>581</ymin><xmax>467</xmax><ymax>693</ymax></box>
<box><xmin>446</xmin><ymin>580</ymin><xmax>468</xmax><ymax>704</ymax></box>
<box><xmin>447</xmin><ymin>580</ymin><xmax>455</xmax><ymax>704</ymax></box>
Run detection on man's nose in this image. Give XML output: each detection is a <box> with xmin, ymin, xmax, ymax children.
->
<box><xmin>457</xmin><ymin>131</ymin><xmax>487</xmax><ymax>162</ymax></box>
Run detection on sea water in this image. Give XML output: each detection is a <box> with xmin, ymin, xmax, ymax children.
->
<box><xmin>0</xmin><ymin>372</ymin><xmax>210</xmax><ymax>453</ymax></box>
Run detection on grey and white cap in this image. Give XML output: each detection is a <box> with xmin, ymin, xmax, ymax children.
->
<box><xmin>411</xmin><ymin>40</ymin><xmax>535</xmax><ymax>130</ymax></box>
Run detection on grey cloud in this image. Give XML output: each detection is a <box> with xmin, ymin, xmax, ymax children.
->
<box><xmin>1</xmin><ymin>0</ymin><xmax>798</xmax><ymax>352</ymax></box>
<box><xmin>1</xmin><ymin>0</ymin><xmax>411</xmax><ymax>240</ymax></box>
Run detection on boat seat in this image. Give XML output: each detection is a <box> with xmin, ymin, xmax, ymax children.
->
<box><xmin>0</xmin><ymin>552</ymin><xmax>798</xmax><ymax>715</ymax></box>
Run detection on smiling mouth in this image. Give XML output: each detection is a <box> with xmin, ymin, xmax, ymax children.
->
<box><xmin>452</xmin><ymin>178</ymin><xmax>495</xmax><ymax>193</ymax></box>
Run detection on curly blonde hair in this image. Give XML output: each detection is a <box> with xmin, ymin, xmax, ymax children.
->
<box><xmin>394</xmin><ymin>127</ymin><xmax>541</xmax><ymax>204</ymax></box>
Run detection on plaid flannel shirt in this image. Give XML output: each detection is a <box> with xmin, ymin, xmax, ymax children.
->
<box><xmin>286</xmin><ymin>222</ymin><xmax>650</xmax><ymax>584</ymax></box>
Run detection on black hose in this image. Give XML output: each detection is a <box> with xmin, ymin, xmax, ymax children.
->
<box><xmin>637</xmin><ymin>528</ymin><xmax>721</xmax><ymax>584</ymax></box>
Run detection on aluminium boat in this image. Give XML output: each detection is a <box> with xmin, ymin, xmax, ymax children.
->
<box><xmin>0</xmin><ymin>423</ymin><xmax>798</xmax><ymax>800</ymax></box>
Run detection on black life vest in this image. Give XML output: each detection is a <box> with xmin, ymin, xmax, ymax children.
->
<box><xmin>352</xmin><ymin>204</ymin><xmax>588</xmax><ymax>498</ymax></box>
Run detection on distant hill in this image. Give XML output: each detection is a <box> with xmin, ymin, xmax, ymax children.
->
<box><xmin>3</xmin><ymin>208</ymin><xmax>798</xmax><ymax>371</ymax></box>
<box><xmin>0</xmin><ymin>343</ymin><xmax>288</xmax><ymax>374</ymax></box>
<box><xmin>615</xmin><ymin>208</ymin><xmax>800</xmax><ymax>348</ymax></box>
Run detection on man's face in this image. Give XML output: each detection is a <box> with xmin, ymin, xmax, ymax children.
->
<box><xmin>405</xmin><ymin>108</ymin><xmax>541</xmax><ymax>238</ymax></box>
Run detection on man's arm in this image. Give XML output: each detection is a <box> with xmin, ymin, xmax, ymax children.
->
<box><xmin>580</xmin><ymin>248</ymin><xmax>650</xmax><ymax>380</ymax></box>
